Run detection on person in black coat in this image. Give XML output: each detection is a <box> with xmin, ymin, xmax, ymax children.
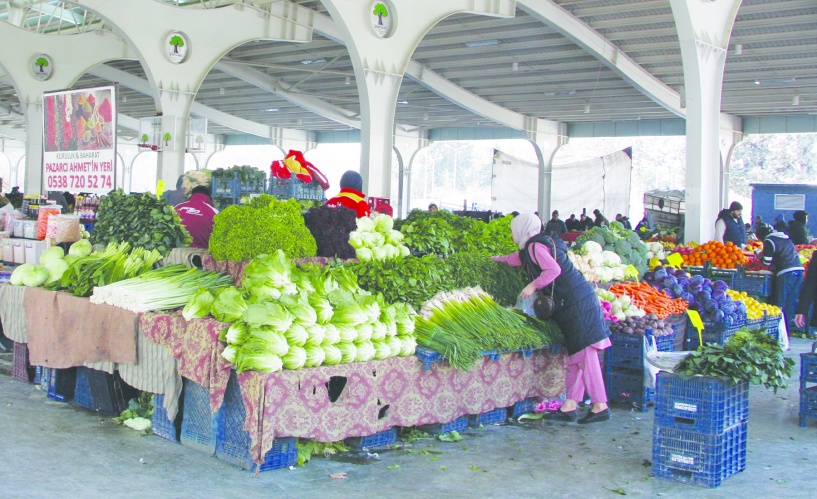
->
<box><xmin>544</xmin><ymin>210</ymin><xmax>567</xmax><ymax>238</ymax></box>
<box><xmin>493</xmin><ymin>214</ymin><xmax>611</xmax><ymax>424</ymax></box>
<box><xmin>788</xmin><ymin>210</ymin><xmax>809</xmax><ymax>246</ymax></box>
<box><xmin>795</xmin><ymin>251</ymin><xmax>817</xmax><ymax>331</ymax></box>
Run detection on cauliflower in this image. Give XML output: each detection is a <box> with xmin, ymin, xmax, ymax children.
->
<box><xmin>587</xmin><ymin>254</ymin><xmax>604</xmax><ymax>269</ymax></box>
<box><xmin>581</xmin><ymin>241</ymin><xmax>603</xmax><ymax>256</ymax></box>
<box><xmin>601</xmin><ymin>251</ymin><xmax>621</xmax><ymax>266</ymax></box>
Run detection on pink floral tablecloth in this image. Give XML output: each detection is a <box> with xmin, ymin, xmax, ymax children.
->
<box><xmin>139</xmin><ymin>313</ymin><xmax>232</xmax><ymax>412</ymax></box>
<box><xmin>139</xmin><ymin>312</ymin><xmax>566</xmax><ymax>465</ymax></box>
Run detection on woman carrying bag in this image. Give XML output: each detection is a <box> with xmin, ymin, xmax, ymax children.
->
<box><xmin>493</xmin><ymin>213</ymin><xmax>612</xmax><ymax>424</ymax></box>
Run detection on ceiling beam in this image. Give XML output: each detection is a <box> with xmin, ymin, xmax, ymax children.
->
<box><xmin>0</xmin><ymin>124</ymin><xmax>25</xmax><ymax>141</ymax></box>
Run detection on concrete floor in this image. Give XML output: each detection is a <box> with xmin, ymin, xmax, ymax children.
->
<box><xmin>1</xmin><ymin>339</ymin><xmax>815</xmax><ymax>499</ymax></box>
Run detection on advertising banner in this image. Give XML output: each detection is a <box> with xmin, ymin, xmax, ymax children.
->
<box><xmin>42</xmin><ymin>86</ymin><xmax>116</xmax><ymax>195</ymax></box>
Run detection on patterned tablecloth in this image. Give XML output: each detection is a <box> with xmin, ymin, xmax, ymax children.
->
<box><xmin>139</xmin><ymin>313</ymin><xmax>566</xmax><ymax>465</ymax></box>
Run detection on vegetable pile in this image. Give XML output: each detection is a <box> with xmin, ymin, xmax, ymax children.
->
<box><xmin>209</xmin><ymin>195</ymin><xmax>317</xmax><ymax>262</ymax></box>
<box><xmin>210</xmin><ymin>165</ymin><xmax>266</xmax><ymax>184</ymax></box>
<box><xmin>303</xmin><ymin>205</ymin><xmax>357</xmax><ymax>259</ymax></box>
<box><xmin>595</xmin><ymin>288</ymin><xmax>646</xmax><ymax>321</ymax></box>
<box><xmin>644</xmin><ymin>241</ymin><xmax>668</xmax><ymax>261</ymax></box>
<box><xmin>183</xmin><ymin>250</ymin><xmax>417</xmax><ymax>373</ymax></box>
<box><xmin>675</xmin><ymin>327</ymin><xmax>794</xmax><ymax>392</ymax></box>
<box><xmin>576</xmin><ymin>221</ymin><xmax>648</xmax><ymax>275</ymax></box>
<box><xmin>397</xmin><ymin>210</ymin><xmax>516</xmax><ymax>256</ymax></box>
<box><xmin>726</xmin><ymin>289</ymin><xmax>781</xmax><ymax>320</ymax></box>
<box><xmin>568</xmin><ymin>241</ymin><xmax>639</xmax><ymax>283</ymax></box>
<box><xmin>414</xmin><ymin>288</ymin><xmax>563</xmax><ymax>371</ymax></box>
<box><xmin>91</xmin><ymin>189</ymin><xmax>191</xmax><ymax>256</ymax></box>
<box><xmin>90</xmin><ymin>265</ymin><xmax>233</xmax><ymax>312</ymax></box>
<box><xmin>644</xmin><ymin>266</ymin><xmax>746</xmax><ymax>324</ymax></box>
<box><xmin>348</xmin><ymin>214</ymin><xmax>410</xmax><ymax>261</ymax></box>
<box><xmin>608</xmin><ymin>314</ymin><xmax>675</xmax><ymax>337</ymax></box>
<box><xmin>608</xmin><ymin>281</ymin><xmax>688</xmax><ymax>319</ymax></box>
<box><xmin>9</xmin><ymin>243</ymin><xmax>89</xmax><ymax>288</ymax></box>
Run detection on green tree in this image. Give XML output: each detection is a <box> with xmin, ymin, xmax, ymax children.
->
<box><xmin>169</xmin><ymin>35</ymin><xmax>184</xmax><ymax>54</ymax></box>
<box><xmin>140</xmin><ymin>133</ymin><xmax>149</xmax><ymax>144</ymax></box>
<box><xmin>163</xmin><ymin>132</ymin><xmax>172</xmax><ymax>147</ymax></box>
<box><xmin>373</xmin><ymin>3</ymin><xmax>388</xmax><ymax>26</ymax></box>
<box><xmin>35</xmin><ymin>57</ymin><xmax>49</xmax><ymax>73</ymax></box>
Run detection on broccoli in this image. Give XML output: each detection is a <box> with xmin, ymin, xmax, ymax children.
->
<box><xmin>628</xmin><ymin>231</ymin><xmax>642</xmax><ymax>248</ymax></box>
<box><xmin>602</xmin><ymin>228</ymin><xmax>617</xmax><ymax>244</ymax></box>
<box><xmin>614</xmin><ymin>240</ymin><xmax>632</xmax><ymax>256</ymax></box>
<box><xmin>609</xmin><ymin>221</ymin><xmax>626</xmax><ymax>234</ymax></box>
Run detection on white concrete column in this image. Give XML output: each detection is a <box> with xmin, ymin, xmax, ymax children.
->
<box><xmin>319</xmin><ymin>0</ymin><xmax>515</xmax><ymax>198</ymax></box>
<box><xmin>527</xmin><ymin>118</ymin><xmax>568</xmax><ymax>219</ymax></box>
<box><xmin>394</xmin><ymin>131</ymin><xmax>430</xmax><ymax>218</ymax></box>
<box><xmin>670</xmin><ymin>0</ymin><xmax>742</xmax><ymax>243</ymax></box>
<box><xmin>719</xmin><ymin>116</ymin><xmax>744</xmax><ymax>209</ymax></box>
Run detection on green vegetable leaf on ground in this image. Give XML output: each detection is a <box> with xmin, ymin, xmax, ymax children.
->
<box><xmin>438</xmin><ymin>431</ymin><xmax>464</xmax><ymax>442</ymax></box>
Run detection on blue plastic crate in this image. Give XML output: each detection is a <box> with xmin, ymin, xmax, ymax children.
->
<box><xmin>33</xmin><ymin>365</ymin><xmax>42</xmax><ymax>385</ymax></box>
<box><xmin>800</xmin><ymin>386</ymin><xmax>817</xmax><ymax>427</ymax></box>
<box><xmin>511</xmin><ymin>397</ymin><xmax>540</xmax><ymax>418</ymax></box>
<box><xmin>38</xmin><ymin>366</ymin><xmax>51</xmax><ymax>391</ymax></box>
<box><xmin>801</xmin><ymin>350</ymin><xmax>817</xmax><ymax>386</ymax></box>
<box><xmin>418</xmin><ymin>415</ymin><xmax>469</xmax><ymax>434</ymax></box>
<box><xmin>47</xmin><ymin>368</ymin><xmax>76</xmax><ymax>402</ymax></box>
<box><xmin>414</xmin><ymin>347</ymin><xmax>502</xmax><ymax>370</ymax></box>
<box><xmin>732</xmin><ymin>273</ymin><xmax>772</xmax><ymax>297</ymax></box>
<box><xmin>468</xmin><ymin>407</ymin><xmax>508</xmax><ymax>427</ymax></box>
<box><xmin>652</xmin><ymin>422</ymin><xmax>747</xmax><ymax>488</ymax></box>
<box><xmin>180</xmin><ymin>378</ymin><xmax>220</xmax><ymax>456</ymax></box>
<box><xmin>151</xmin><ymin>394</ymin><xmax>180</xmax><ymax>442</ymax></box>
<box><xmin>345</xmin><ymin>427</ymin><xmax>398</xmax><ymax>450</ymax></box>
<box><xmin>654</xmin><ymin>372</ymin><xmax>748</xmax><ymax>435</ymax></box>
<box><xmin>606</xmin><ymin>332</ymin><xmax>675</xmax><ymax>370</ymax></box>
<box><xmin>606</xmin><ymin>367</ymin><xmax>654</xmax><ymax>412</ymax></box>
<box><xmin>73</xmin><ymin>367</ymin><xmax>95</xmax><ymax>411</ymax></box>
<box><xmin>268</xmin><ymin>177</ymin><xmax>325</xmax><ymax>202</ymax></box>
<box><xmin>216</xmin><ymin>373</ymin><xmax>297</xmax><ymax>471</ymax></box>
<box><xmin>686</xmin><ymin>319</ymin><xmax>746</xmax><ymax>349</ymax></box>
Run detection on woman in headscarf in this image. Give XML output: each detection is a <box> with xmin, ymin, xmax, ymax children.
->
<box><xmin>493</xmin><ymin>213</ymin><xmax>612</xmax><ymax>424</ymax></box>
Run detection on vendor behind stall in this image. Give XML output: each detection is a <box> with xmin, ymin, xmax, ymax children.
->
<box><xmin>174</xmin><ymin>186</ymin><xmax>219</xmax><ymax>249</ymax></box>
<box><xmin>326</xmin><ymin>170</ymin><xmax>370</xmax><ymax>218</ymax></box>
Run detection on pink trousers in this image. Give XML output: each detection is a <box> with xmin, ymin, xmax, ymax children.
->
<box><xmin>565</xmin><ymin>338</ymin><xmax>611</xmax><ymax>404</ymax></box>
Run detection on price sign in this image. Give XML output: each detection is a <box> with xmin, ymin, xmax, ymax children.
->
<box><xmin>686</xmin><ymin>309</ymin><xmax>704</xmax><ymax>347</ymax></box>
<box><xmin>649</xmin><ymin>258</ymin><xmax>661</xmax><ymax>269</ymax></box>
<box><xmin>156</xmin><ymin>179</ymin><xmax>166</xmax><ymax>197</ymax></box>
<box><xmin>666</xmin><ymin>252</ymin><xmax>684</xmax><ymax>268</ymax></box>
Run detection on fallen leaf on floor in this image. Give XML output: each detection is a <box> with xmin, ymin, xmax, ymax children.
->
<box><xmin>440</xmin><ymin>466</ymin><xmax>447</xmax><ymax>471</ymax></box>
<box><xmin>329</xmin><ymin>472</ymin><xmax>347</xmax><ymax>480</ymax></box>
<box><xmin>468</xmin><ymin>466</ymin><xmax>486</xmax><ymax>472</ymax></box>
<box><xmin>386</xmin><ymin>465</ymin><xmax>400</xmax><ymax>470</ymax></box>
<box><xmin>604</xmin><ymin>487</ymin><xmax>627</xmax><ymax>495</ymax></box>
<box><xmin>427</xmin><ymin>457</ymin><xmax>439</xmax><ymax>462</ymax></box>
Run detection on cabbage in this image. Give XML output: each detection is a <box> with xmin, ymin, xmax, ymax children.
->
<box><xmin>372</xmin><ymin>340</ymin><xmax>391</xmax><ymax>360</ymax></box>
<box><xmin>354</xmin><ymin>340</ymin><xmax>376</xmax><ymax>362</ymax></box>
<box><xmin>331</xmin><ymin>300</ymin><xmax>367</xmax><ymax>326</ymax></box>
<box><xmin>336</xmin><ymin>324</ymin><xmax>358</xmax><ymax>343</ymax></box>
<box><xmin>386</xmin><ymin>336</ymin><xmax>402</xmax><ymax>358</ymax></box>
<box><xmin>355</xmin><ymin>247</ymin><xmax>373</xmax><ymax>261</ymax></box>
<box><xmin>321</xmin><ymin>324</ymin><xmax>340</xmax><ymax>345</ymax></box>
<box><xmin>245</xmin><ymin>328</ymin><xmax>290</xmax><ymax>357</ymax></box>
<box><xmin>309</xmin><ymin>296</ymin><xmax>334</xmax><ymax>324</ymax></box>
<box><xmin>305</xmin><ymin>323</ymin><xmax>326</xmax><ymax>347</ymax></box>
<box><xmin>243</xmin><ymin>250</ymin><xmax>293</xmax><ymax>289</ymax></box>
<box><xmin>123</xmin><ymin>417</ymin><xmax>152</xmax><ymax>432</ymax></box>
<box><xmin>355</xmin><ymin>217</ymin><xmax>375</xmax><ymax>232</ymax></box>
<box><xmin>21</xmin><ymin>265</ymin><xmax>49</xmax><ymax>287</ymax></box>
<box><xmin>399</xmin><ymin>245</ymin><xmax>410</xmax><ymax>257</ymax></box>
<box><xmin>10</xmin><ymin>264</ymin><xmax>33</xmax><ymax>286</ymax></box>
<box><xmin>69</xmin><ymin>239</ymin><xmax>93</xmax><ymax>257</ymax></box>
<box><xmin>41</xmin><ymin>258</ymin><xmax>68</xmax><ymax>284</ymax></box>
<box><xmin>284</xmin><ymin>324</ymin><xmax>308</xmax><ymax>347</ymax></box>
<box><xmin>355</xmin><ymin>323</ymin><xmax>373</xmax><ymax>342</ymax></box>
<box><xmin>348</xmin><ymin>231</ymin><xmax>363</xmax><ymax>249</ymax></box>
<box><xmin>63</xmin><ymin>254</ymin><xmax>80</xmax><ymax>266</ymax></box>
<box><xmin>398</xmin><ymin>335</ymin><xmax>417</xmax><ymax>357</ymax></box>
<box><xmin>222</xmin><ymin>344</ymin><xmax>239</xmax><ymax>363</ymax></box>
<box><xmin>373</xmin><ymin>213</ymin><xmax>394</xmax><ymax>232</ymax></box>
<box><xmin>371</xmin><ymin>321</ymin><xmax>388</xmax><ymax>341</ymax></box>
<box><xmin>386</xmin><ymin>229</ymin><xmax>403</xmax><ymax>244</ymax></box>
<box><xmin>336</xmin><ymin>342</ymin><xmax>357</xmax><ymax>364</ymax></box>
<box><xmin>309</xmin><ymin>272</ymin><xmax>338</xmax><ymax>296</ymax></box>
<box><xmin>321</xmin><ymin>344</ymin><xmax>342</xmax><ymax>366</ymax></box>
<box><xmin>282</xmin><ymin>345</ymin><xmax>307</xmax><ymax>370</ymax></box>
<box><xmin>356</xmin><ymin>295</ymin><xmax>381</xmax><ymax>323</ymax></box>
<box><xmin>242</xmin><ymin>303</ymin><xmax>294</xmax><ymax>333</ymax></box>
<box><xmin>287</xmin><ymin>300</ymin><xmax>317</xmax><ymax>328</ymax></box>
<box><xmin>211</xmin><ymin>287</ymin><xmax>248</xmax><ymax>323</ymax></box>
<box><xmin>183</xmin><ymin>288</ymin><xmax>216</xmax><ymax>321</ymax></box>
<box><xmin>372</xmin><ymin>247</ymin><xmax>387</xmax><ymax>261</ymax></box>
<box><xmin>370</xmin><ymin>232</ymin><xmax>385</xmax><ymax>247</ymax></box>
<box><xmin>222</xmin><ymin>322</ymin><xmax>248</xmax><ymax>345</ymax></box>
<box><xmin>39</xmin><ymin>246</ymin><xmax>64</xmax><ymax>265</ymax></box>
<box><xmin>235</xmin><ymin>353</ymin><xmax>283</xmax><ymax>373</ymax></box>
<box><xmin>304</xmin><ymin>344</ymin><xmax>326</xmax><ymax>368</ymax></box>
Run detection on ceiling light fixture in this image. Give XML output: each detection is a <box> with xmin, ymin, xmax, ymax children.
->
<box><xmin>512</xmin><ymin>61</ymin><xmax>518</xmax><ymax>71</ymax></box>
<box><xmin>122</xmin><ymin>95</ymin><xmax>127</xmax><ymax>103</ymax></box>
<box><xmin>423</xmin><ymin>112</ymin><xmax>429</xmax><ymax>121</ymax></box>
<box><xmin>301</xmin><ymin>58</ymin><xmax>326</xmax><ymax>65</ymax></box>
<box><xmin>792</xmin><ymin>96</ymin><xmax>800</xmax><ymax>106</ymax></box>
<box><xmin>584</xmin><ymin>104</ymin><xmax>591</xmax><ymax>114</ymax></box>
<box><xmin>734</xmin><ymin>44</ymin><xmax>743</xmax><ymax>55</ymax></box>
<box><xmin>465</xmin><ymin>39</ymin><xmax>499</xmax><ymax>48</ymax></box>
<box><xmin>345</xmin><ymin>76</ymin><xmax>351</xmax><ymax>85</ymax></box>
<box><xmin>219</xmin><ymin>87</ymin><xmax>225</xmax><ymax>95</ymax></box>
<box><xmin>397</xmin><ymin>100</ymin><xmax>408</xmax><ymax>105</ymax></box>
<box><xmin>261</xmin><ymin>108</ymin><xmax>279</xmax><ymax>113</ymax></box>
<box><xmin>754</xmin><ymin>77</ymin><xmax>796</xmax><ymax>85</ymax></box>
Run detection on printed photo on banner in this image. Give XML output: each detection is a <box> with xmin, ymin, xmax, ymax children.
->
<box><xmin>42</xmin><ymin>85</ymin><xmax>117</xmax><ymax>195</ymax></box>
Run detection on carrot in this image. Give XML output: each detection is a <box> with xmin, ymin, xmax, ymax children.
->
<box><xmin>609</xmin><ymin>281</ymin><xmax>687</xmax><ymax>319</ymax></box>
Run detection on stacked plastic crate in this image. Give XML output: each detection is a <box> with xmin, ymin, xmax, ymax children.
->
<box><xmin>604</xmin><ymin>330</ymin><xmax>675</xmax><ymax>412</ymax></box>
<box><xmin>800</xmin><ymin>342</ymin><xmax>817</xmax><ymax>427</ymax></box>
<box><xmin>652</xmin><ymin>372</ymin><xmax>748</xmax><ymax>488</ymax></box>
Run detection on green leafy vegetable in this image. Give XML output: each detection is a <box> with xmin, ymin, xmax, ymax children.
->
<box><xmin>211</xmin><ymin>287</ymin><xmax>248</xmax><ymax>323</ymax></box>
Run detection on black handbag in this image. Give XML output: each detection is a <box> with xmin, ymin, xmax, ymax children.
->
<box><xmin>533</xmin><ymin>284</ymin><xmax>558</xmax><ymax>320</ymax></box>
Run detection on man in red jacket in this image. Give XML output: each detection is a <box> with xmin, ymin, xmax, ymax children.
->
<box><xmin>325</xmin><ymin>170</ymin><xmax>370</xmax><ymax>218</ymax></box>
<box><xmin>174</xmin><ymin>186</ymin><xmax>219</xmax><ymax>249</ymax></box>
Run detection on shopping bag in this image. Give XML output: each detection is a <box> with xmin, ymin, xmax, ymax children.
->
<box><xmin>643</xmin><ymin>335</ymin><xmax>661</xmax><ymax>389</ymax></box>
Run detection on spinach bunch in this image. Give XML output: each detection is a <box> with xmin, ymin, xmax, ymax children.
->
<box><xmin>346</xmin><ymin>254</ymin><xmax>455</xmax><ymax>310</ymax></box>
<box><xmin>90</xmin><ymin>189</ymin><xmax>191</xmax><ymax>256</ymax></box>
<box><xmin>676</xmin><ymin>328</ymin><xmax>795</xmax><ymax>392</ymax></box>
<box><xmin>209</xmin><ymin>195</ymin><xmax>317</xmax><ymax>262</ymax></box>
<box><xmin>445</xmin><ymin>252</ymin><xmax>526</xmax><ymax>307</ymax></box>
<box><xmin>398</xmin><ymin>211</ymin><xmax>516</xmax><ymax>257</ymax></box>
<box><xmin>210</xmin><ymin>165</ymin><xmax>266</xmax><ymax>183</ymax></box>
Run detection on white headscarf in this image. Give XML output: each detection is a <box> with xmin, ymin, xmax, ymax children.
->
<box><xmin>511</xmin><ymin>213</ymin><xmax>543</xmax><ymax>249</ymax></box>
